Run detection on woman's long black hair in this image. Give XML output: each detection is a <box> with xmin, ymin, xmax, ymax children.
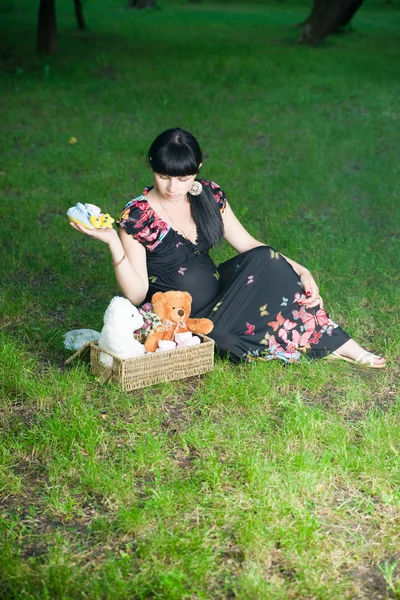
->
<box><xmin>147</xmin><ymin>128</ymin><xmax>224</xmax><ymax>248</ymax></box>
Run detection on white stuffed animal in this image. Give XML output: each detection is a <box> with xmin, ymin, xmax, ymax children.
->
<box><xmin>98</xmin><ymin>297</ymin><xmax>145</xmax><ymax>367</ymax></box>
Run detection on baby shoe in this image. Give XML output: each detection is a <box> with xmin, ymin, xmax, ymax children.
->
<box><xmin>67</xmin><ymin>202</ymin><xmax>114</xmax><ymax>231</ymax></box>
<box><xmin>175</xmin><ymin>332</ymin><xmax>192</xmax><ymax>346</ymax></box>
<box><xmin>66</xmin><ymin>203</ymin><xmax>94</xmax><ymax>229</ymax></box>
<box><xmin>85</xmin><ymin>203</ymin><xmax>101</xmax><ymax>216</ymax></box>
<box><xmin>156</xmin><ymin>340</ymin><xmax>177</xmax><ymax>352</ymax></box>
<box><xmin>175</xmin><ymin>332</ymin><xmax>201</xmax><ymax>348</ymax></box>
<box><xmin>63</xmin><ymin>328</ymin><xmax>100</xmax><ymax>351</ymax></box>
<box><xmin>85</xmin><ymin>204</ymin><xmax>102</xmax><ymax>228</ymax></box>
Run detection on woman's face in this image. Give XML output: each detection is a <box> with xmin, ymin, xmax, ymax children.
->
<box><xmin>153</xmin><ymin>171</ymin><xmax>199</xmax><ymax>202</ymax></box>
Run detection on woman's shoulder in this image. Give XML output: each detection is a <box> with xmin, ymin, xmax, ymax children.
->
<box><xmin>119</xmin><ymin>188</ymin><xmax>151</xmax><ymax>220</ymax></box>
<box><xmin>199</xmin><ymin>179</ymin><xmax>224</xmax><ymax>192</ymax></box>
<box><xmin>117</xmin><ymin>188</ymin><xmax>169</xmax><ymax>250</ymax></box>
<box><xmin>199</xmin><ymin>179</ymin><xmax>227</xmax><ymax>212</ymax></box>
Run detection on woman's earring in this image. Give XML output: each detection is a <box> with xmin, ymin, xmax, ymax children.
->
<box><xmin>189</xmin><ymin>181</ymin><xmax>203</xmax><ymax>196</ymax></box>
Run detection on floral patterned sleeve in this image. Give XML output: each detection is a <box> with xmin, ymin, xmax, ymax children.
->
<box><xmin>117</xmin><ymin>196</ymin><xmax>169</xmax><ymax>251</ymax></box>
<box><xmin>200</xmin><ymin>180</ymin><xmax>227</xmax><ymax>214</ymax></box>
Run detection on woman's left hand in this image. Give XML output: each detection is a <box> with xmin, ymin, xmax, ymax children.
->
<box><xmin>298</xmin><ymin>270</ymin><xmax>323</xmax><ymax>308</ymax></box>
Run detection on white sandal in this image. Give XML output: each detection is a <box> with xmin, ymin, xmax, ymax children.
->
<box><xmin>329</xmin><ymin>350</ymin><xmax>386</xmax><ymax>369</ymax></box>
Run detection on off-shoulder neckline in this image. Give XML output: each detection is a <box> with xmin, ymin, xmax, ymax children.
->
<box><xmin>133</xmin><ymin>187</ymin><xmax>199</xmax><ymax>247</ymax></box>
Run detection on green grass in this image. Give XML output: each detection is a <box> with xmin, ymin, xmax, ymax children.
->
<box><xmin>1</xmin><ymin>0</ymin><xmax>400</xmax><ymax>598</ymax></box>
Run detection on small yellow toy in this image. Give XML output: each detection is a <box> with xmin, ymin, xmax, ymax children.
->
<box><xmin>89</xmin><ymin>213</ymin><xmax>115</xmax><ymax>229</ymax></box>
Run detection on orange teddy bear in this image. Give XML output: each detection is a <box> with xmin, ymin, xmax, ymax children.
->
<box><xmin>144</xmin><ymin>291</ymin><xmax>214</xmax><ymax>353</ymax></box>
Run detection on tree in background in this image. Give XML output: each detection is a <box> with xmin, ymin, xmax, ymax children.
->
<box><xmin>127</xmin><ymin>0</ymin><xmax>156</xmax><ymax>7</ymax></box>
<box><xmin>300</xmin><ymin>0</ymin><xmax>365</xmax><ymax>44</ymax></box>
<box><xmin>37</xmin><ymin>0</ymin><xmax>86</xmax><ymax>54</ymax></box>
<box><xmin>37</xmin><ymin>0</ymin><xmax>56</xmax><ymax>54</ymax></box>
<box><xmin>35</xmin><ymin>0</ymin><xmax>376</xmax><ymax>54</ymax></box>
<box><xmin>74</xmin><ymin>0</ymin><xmax>87</xmax><ymax>31</ymax></box>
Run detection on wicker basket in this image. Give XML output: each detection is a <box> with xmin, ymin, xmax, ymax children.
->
<box><xmin>89</xmin><ymin>335</ymin><xmax>215</xmax><ymax>391</ymax></box>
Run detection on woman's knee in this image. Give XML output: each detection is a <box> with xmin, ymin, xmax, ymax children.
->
<box><xmin>244</xmin><ymin>246</ymin><xmax>274</xmax><ymax>258</ymax></box>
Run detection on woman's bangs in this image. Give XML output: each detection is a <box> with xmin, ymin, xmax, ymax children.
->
<box><xmin>154</xmin><ymin>145</ymin><xmax>198</xmax><ymax>177</ymax></box>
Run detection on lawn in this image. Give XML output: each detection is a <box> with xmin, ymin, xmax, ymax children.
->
<box><xmin>0</xmin><ymin>0</ymin><xmax>399</xmax><ymax>598</ymax></box>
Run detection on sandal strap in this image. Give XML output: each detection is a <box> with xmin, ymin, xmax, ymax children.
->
<box><xmin>355</xmin><ymin>351</ymin><xmax>380</xmax><ymax>366</ymax></box>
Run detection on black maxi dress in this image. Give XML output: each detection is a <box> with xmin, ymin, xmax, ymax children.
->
<box><xmin>118</xmin><ymin>181</ymin><xmax>350</xmax><ymax>364</ymax></box>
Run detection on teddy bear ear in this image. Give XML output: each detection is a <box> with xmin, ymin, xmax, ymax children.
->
<box><xmin>151</xmin><ymin>292</ymin><xmax>164</xmax><ymax>304</ymax></box>
<box><xmin>152</xmin><ymin>292</ymin><xmax>166</xmax><ymax>317</ymax></box>
<box><xmin>104</xmin><ymin>296</ymin><xmax>120</xmax><ymax>320</ymax></box>
<box><xmin>182</xmin><ymin>292</ymin><xmax>192</xmax><ymax>303</ymax></box>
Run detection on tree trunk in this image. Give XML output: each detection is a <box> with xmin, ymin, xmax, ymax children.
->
<box><xmin>74</xmin><ymin>0</ymin><xmax>87</xmax><ymax>30</ymax></box>
<box><xmin>127</xmin><ymin>0</ymin><xmax>156</xmax><ymax>7</ymax></box>
<box><xmin>37</xmin><ymin>0</ymin><xmax>57</xmax><ymax>54</ymax></box>
<box><xmin>336</xmin><ymin>0</ymin><xmax>364</xmax><ymax>27</ymax></box>
<box><xmin>300</xmin><ymin>0</ymin><xmax>365</xmax><ymax>45</ymax></box>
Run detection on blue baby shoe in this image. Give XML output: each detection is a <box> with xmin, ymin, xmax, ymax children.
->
<box><xmin>67</xmin><ymin>203</ymin><xmax>94</xmax><ymax>229</ymax></box>
<box><xmin>85</xmin><ymin>203</ymin><xmax>101</xmax><ymax>216</ymax></box>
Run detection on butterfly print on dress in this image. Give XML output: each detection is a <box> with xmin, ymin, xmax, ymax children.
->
<box><xmin>245</xmin><ymin>322</ymin><xmax>255</xmax><ymax>335</ymax></box>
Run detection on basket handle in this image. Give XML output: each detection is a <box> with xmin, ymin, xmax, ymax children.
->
<box><xmin>97</xmin><ymin>366</ymin><xmax>113</xmax><ymax>385</ymax></box>
<box><xmin>64</xmin><ymin>342</ymin><xmax>91</xmax><ymax>365</ymax></box>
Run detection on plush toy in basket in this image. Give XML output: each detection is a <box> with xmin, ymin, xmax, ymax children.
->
<box><xmin>144</xmin><ymin>291</ymin><xmax>214</xmax><ymax>353</ymax></box>
<box><xmin>98</xmin><ymin>296</ymin><xmax>145</xmax><ymax>367</ymax></box>
<box><xmin>64</xmin><ymin>293</ymin><xmax>215</xmax><ymax>391</ymax></box>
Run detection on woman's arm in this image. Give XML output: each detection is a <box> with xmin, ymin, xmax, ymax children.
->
<box><xmin>70</xmin><ymin>223</ymin><xmax>149</xmax><ymax>305</ymax></box>
<box><xmin>221</xmin><ymin>201</ymin><xmax>265</xmax><ymax>254</ymax></box>
<box><xmin>113</xmin><ymin>229</ymin><xmax>149</xmax><ymax>305</ymax></box>
<box><xmin>221</xmin><ymin>201</ymin><xmax>320</xmax><ymax>307</ymax></box>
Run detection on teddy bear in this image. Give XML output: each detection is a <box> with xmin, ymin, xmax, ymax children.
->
<box><xmin>144</xmin><ymin>291</ymin><xmax>214</xmax><ymax>353</ymax></box>
<box><xmin>98</xmin><ymin>296</ymin><xmax>145</xmax><ymax>367</ymax></box>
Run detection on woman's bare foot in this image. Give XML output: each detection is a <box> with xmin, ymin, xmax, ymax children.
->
<box><xmin>333</xmin><ymin>339</ymin><xmax>386</xmax><ymax>368</ymax></box>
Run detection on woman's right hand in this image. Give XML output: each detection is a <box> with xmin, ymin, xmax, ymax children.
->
<box><xmin>69</xmin><ymin>221</ymin><xmax>120</xmax><ymax>246</ymax></box>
